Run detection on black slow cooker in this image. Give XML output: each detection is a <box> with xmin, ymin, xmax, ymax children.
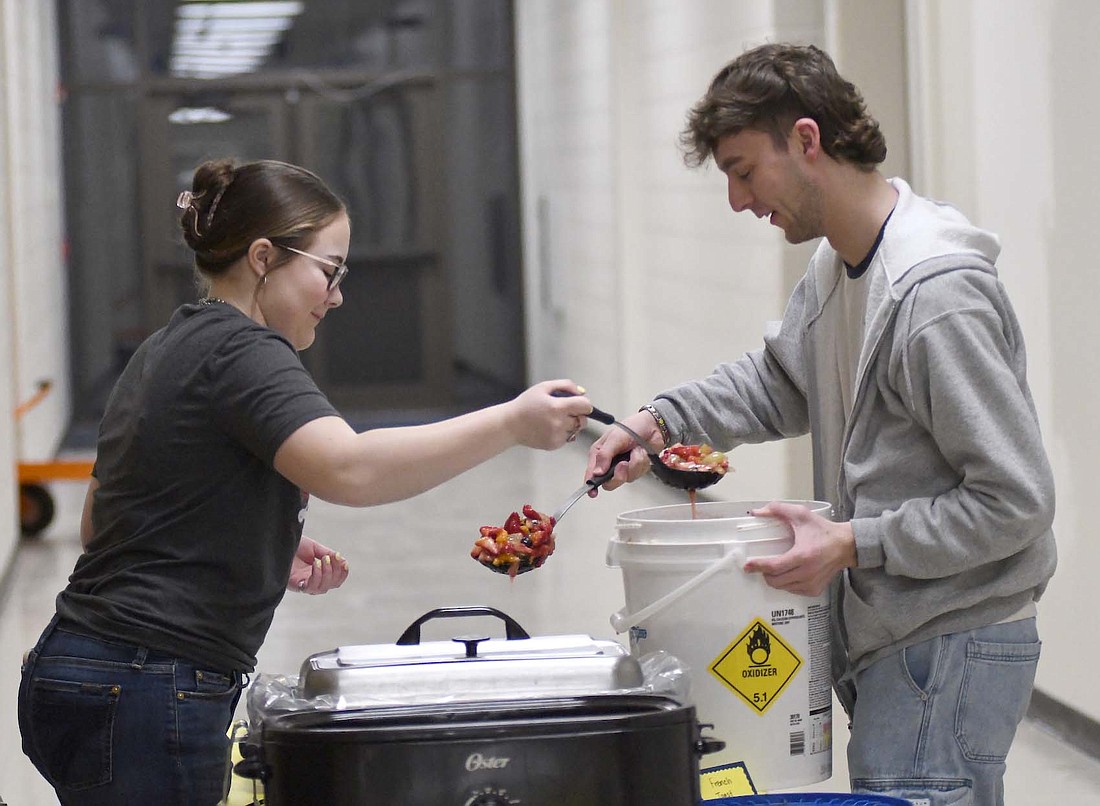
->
<box><xmin>241</xmin><ymin>606</ymin><xmax>724</xmax><ymax>805</ymax></box>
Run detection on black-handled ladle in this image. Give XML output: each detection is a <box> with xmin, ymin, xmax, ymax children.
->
<box><xmin>550</xmin><ymin>450</ymin><xmax>633</xmax><ymax>523</ymax></box>
<box><xmin>556</xmin><ymin>391</ymin><xmax>725</xmax><ymax>492</ymax></box>
<box><xmin>479</xmin><ymin>450</ymin><xmax>632</xmax><ymax>577</ymax></box>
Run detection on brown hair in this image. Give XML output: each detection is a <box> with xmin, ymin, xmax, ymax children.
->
<box><xmin>681</xmin><ymin>43</ymin><xmax>886</xmax><ymax>170</ymax></box>
<box><xmin>179</xmin><ymin>159</ymin><xmax>346</xmax><ymax>285</ymax></box>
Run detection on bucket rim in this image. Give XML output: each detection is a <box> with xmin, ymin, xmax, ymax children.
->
<box><xmin>605</xmin><ymin>533</ymin><xmax>798</xmax><ymax>572</ymax></box>
<box><xmin>616</xmin><ymin>499</ymin><xmax>832</xmax><ymax>524</ymax></box>
<box><xmin>607</xmin><ymin>533</ymin><xmax>794</xmax><ymax>551</ymax></box>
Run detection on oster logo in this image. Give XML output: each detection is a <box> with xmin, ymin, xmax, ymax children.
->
<box><xmin>465</xmin><ymin>753</ymin><xmax>511</xmax><ymax>771</ymax></box>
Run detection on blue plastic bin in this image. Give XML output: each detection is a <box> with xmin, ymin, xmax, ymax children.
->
<box><xmin>702</xmin><ymin>797</ymin><xmax>911</xmax><ymax>806</ymax></box>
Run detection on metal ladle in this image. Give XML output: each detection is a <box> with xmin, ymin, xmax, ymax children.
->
<box><xmin>550</xmin><ymin>450</ymin><xmax>633</xmax><ymax>523</ymax></box>
<box><xmin>480</xmin><ymin>450</ymin><xmax>633</xmax><ymax>576</ymax></box>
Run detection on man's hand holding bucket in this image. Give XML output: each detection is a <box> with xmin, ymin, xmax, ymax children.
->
<box><xmin>742</xmin><ymin>501</ymin><xmax>858</xmax><ymax>597</ymax></box>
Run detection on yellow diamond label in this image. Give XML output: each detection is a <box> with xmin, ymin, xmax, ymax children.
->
<box><xmin>709</xmin><ymin>617</ymin><xmax>803</xmax><ymax>715</ymax></box>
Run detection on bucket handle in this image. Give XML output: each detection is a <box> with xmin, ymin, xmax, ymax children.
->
<box><xmin>609</xmin><ymin>521</ymin><xmax>774</xmax><ymax>634</ymax></box>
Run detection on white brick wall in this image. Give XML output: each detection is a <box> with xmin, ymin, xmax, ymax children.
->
<box><xmin>1</xmin><ymin>0</ymin><xmax>69</xmax><ymax>560</ymax></box>
<box><xmin>518</xmin><ymin>0</ymin><xmax>825</xmax><ymax>497</ymax></box>
<box><xmin>518</xmin><ymin>0</ymin><xmax>621</xmax><ymax>395</ymax></box>
<box><xmin>0</xmin><ymin>1</ymin><xmax>15</xmax><ymax>564</ymax></box>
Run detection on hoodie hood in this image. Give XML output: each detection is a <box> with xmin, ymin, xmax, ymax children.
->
<box><xmin>877</xmin><ymin>177</ymin><xmax>1001</xmax><ymax>290</ymax></box>
<box><xmin>809</xmin><ymin>177</ymin><xmax>1002</xmax><ymax>314</ymax></box>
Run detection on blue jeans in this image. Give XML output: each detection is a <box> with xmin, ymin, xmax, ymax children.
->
<box><xmin>846</xmin><ymin>618</ymin><xmax>1040</xmax><ymax>806</ymax></box>
<box><xmin>18</xmin><ymin>616</ymin><xmax>246</xmax><ymax>806</ymax></box>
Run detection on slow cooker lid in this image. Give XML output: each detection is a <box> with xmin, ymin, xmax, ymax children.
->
<box><xmin>332</xmin><ymin>633</ymin><xmax>612</xmax><ymax>669</ymax></box>
<box><xmin>294</xmin><ymin>607</ymin><xmax>647</xmax><ymax>704</ymax></box>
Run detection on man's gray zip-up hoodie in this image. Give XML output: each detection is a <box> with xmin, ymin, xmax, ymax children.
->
<box><xmin>650</xmin><ymin>178</ymin><xmax>1056</xmax><ymax>687</ymax></box>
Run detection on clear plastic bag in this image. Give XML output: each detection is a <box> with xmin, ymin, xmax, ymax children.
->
<box><xmin>246</xmin><ymin>650</ymin><xmax>692</xmax><ymax>731</ymax></box>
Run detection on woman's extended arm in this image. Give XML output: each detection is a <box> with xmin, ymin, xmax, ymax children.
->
<box><xmin>274</xmin><ymin>380</ymin><xmax>593</xmax><ymax>506</ymax></box>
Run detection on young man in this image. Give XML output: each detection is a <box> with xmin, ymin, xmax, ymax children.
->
<box><xmin>586</xmin><ymin>43</ymin><xmax>1056</xmax><ymax>806</ymax></box>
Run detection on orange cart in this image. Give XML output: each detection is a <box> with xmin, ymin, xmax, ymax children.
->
<box><xmin>15</xmin><ymin>380</ymin><xmax>94</xmax><ymax>537</ymax></box>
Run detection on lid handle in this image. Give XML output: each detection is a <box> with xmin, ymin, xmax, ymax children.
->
<box><xmin>452</xmin><ymin>634</ymin><xmax>491</xmax><ymax>658</ymax></box>
<box><xmin>395</xmin><ymin>605</ymin><xmax>531</xmax><ymax>645</ymax></box>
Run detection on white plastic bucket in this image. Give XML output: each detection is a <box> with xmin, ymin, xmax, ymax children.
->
<box><xmin>606</xmin><ymin>500</ymin><xmax>834</xmax><ymax>792</ymax></box>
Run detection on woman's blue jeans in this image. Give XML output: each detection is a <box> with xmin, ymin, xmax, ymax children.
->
<box><xmin>18</xmin><ymin>616</ymin><xmax>246</xmax><ymax>806</ymax></box>
<box><xmin>846</xmin><ymin>618</ymin><xmax>1040</xmax><ymax>806</ymax></box>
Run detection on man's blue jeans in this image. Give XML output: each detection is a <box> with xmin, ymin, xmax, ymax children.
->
<box><xmin>18</xmin><ymin>616</ymin><xmax>246</xmax><ymax>806</ymax></box>
<box><xmin>847</xmin><ymin>618</ymin><xmax>1040</xmax><ymax>806</ymax></box>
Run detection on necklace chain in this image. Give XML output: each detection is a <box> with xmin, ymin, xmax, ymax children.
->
<box><xmin>199</xmin><ymin>297</ymin><xmax>231</xmax><ymax>306</ymax></box>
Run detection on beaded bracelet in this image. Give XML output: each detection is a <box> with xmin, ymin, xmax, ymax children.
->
<box><xmin>640</xmin><ymin>404</ymin><xmax>672</xmax><ymax>448</ymax></box>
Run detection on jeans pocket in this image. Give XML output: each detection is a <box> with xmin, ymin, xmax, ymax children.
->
<box><xmin>902</xmin><ymin>635</ymin><xmax>942</xmax><ymax>693</ymax></box>
<box><xmin>186</xmin><ymin>668</ymin><xmax>239</xmax><ymax>698</ymax></box>
<box><xmin>955</xmin><ymin>637</ymin><xmax>1040</xmax><ymax>763</ymax></box>
<box><xmin>175</xmin><ymin>669</ymin><xmax>243</xmax><ymax>802</ymax></box>
<box><xmin>852</xmin><ymin>776</ymin><xmax>972</xmax><ymax>805</ymax></box>
<box><xmin>28</xmin><ymin>676</ymin><xmax>120</xmax><ymax>790</ymax></box>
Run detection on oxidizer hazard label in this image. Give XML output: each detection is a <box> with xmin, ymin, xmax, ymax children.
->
<box><xmin>709</xmin><ymin>617</ymin><xmax>803</xmax><ymax>714</ymax></box>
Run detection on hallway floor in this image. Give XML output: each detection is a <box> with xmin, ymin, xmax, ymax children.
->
<box><xmin>4</xmin><ymin>440</ymin><xmax>1099</xmax><ymax>804</ymax></box>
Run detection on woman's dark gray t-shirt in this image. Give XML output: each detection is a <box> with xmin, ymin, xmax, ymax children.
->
<box><xmin>56</xmin><ymin>302</ymin><xmax>338</xmax><ymax>673</ymax></box>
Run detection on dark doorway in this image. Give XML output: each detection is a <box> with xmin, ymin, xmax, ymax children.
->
<box><xmin>59</xmin><ymin>0</ymin><xmax>526</xmax><ymax>437</ymax></box>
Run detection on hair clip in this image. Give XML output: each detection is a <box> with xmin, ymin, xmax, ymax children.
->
<box><xmin>205</xmin><ymin>187</ymin><xmax>227</xmax><ymax>229</ymax></box>
<box><xmin>176</xmin><ymin>190</ymin><xmax>196</xmax><ymax>209</ymax></box>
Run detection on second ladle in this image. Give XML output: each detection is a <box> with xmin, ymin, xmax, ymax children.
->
<box><xmin>583</xmin><ymin>405</ymin><xmax>726</xmax><ymax>492</ymax></box>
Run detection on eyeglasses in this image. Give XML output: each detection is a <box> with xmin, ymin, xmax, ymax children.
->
<box><xmin>278</xmin><ymin>244</ymin><xmax>349</xmax><ymax>291</ymax></box>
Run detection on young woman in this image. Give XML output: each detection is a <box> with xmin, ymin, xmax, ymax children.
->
<box><xmin>18</xmin><ymin>158</ymin><xmax>594</xmax><ymax>805</ymax></box>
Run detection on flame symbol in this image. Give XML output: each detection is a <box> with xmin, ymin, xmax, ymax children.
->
<box><xmin>747</xmin><ymin>624</ymin><xmax>771</xmax><ymax>665</ymax></box>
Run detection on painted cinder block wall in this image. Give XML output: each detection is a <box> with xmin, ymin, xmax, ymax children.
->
<box><xmin>1</xmin><ymin>0</ymin><xmax>69</xmax><ymax>581</ymax></box>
